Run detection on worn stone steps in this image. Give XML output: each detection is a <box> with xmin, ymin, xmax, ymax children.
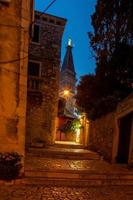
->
<box><xmin>1</xmin><ymin>172</ymin><xmax>133</xmax><ymax>186</ymax></box>
<box><xmin>27</xmin><ymin>148</ymin><xmax>101</xmax><ymax>160</ymax></box>
<box><xmin>54</xmin><ymin>143</ymin><xmax>84</xmax><ymax>149</ymax></box>
<box><xmin>24</xmin><ymin>169</ymin><xmax>133</xmax><ymax>186</ymax></box>
<box><xmin>24</xmin><ymin>145</ymin><xmax>133</xmax><ymax>186</ymax></box>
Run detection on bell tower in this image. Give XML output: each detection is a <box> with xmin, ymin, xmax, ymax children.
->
<box><xmin>59</xmin><ymin>39</ymin><xmax>77</xmax><ymax>114</ymax></box>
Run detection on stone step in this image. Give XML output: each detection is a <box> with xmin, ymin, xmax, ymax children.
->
<box><xmin>54</xmin><ymin>143</ymin><xmax>84</xmax><ymax>149</ymax></box>
<box><xmin>24</xmin><ymin>169</ymin><xmax>133</xmax><ymax>186</ymax></box>
<box><xmin>27</xmin><ymin>148</ymin><xmax>100</xmax><ymax>160</ymax></box>
<box><xmin>1</xmin><ymin>175</ymin><xmax>133</xmax><ymax>186</ymax></box>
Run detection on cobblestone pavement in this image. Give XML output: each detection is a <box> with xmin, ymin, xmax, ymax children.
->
<box><xmin>25</xmin><ymin>154</ymin><xmax>132</xmax><ymax>173</ymax></box>
<box><xmin>0</xmin><ymin>185</ymin><xmax>133</xmax><ymax>200</ymax></box>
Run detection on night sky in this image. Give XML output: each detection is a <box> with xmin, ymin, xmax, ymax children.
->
<box><xmin>35</xmin><ymin>0</ymin><xmax>97</xmax><ymax>80</ymax></box>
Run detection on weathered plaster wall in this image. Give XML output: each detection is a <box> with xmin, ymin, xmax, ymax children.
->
<box><xmin>0</xmin><ymin>0</ymin><xmax>33</xmax><ymax>160</ymax></box>
<box><xmin>89</xmin><ymin>112</ymin><xmax>116</xmax><ymax>161</ymax></box>
<box><xmin>26</xmin><ymin>12</ymin><xmax>66</xmax><ymax>146</ymax></box>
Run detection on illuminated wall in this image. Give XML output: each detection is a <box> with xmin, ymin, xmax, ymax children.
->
<box><xmin>0</xmin><ymin>0</ymin><xmax>33</xmax><ymax>168</ymax></box>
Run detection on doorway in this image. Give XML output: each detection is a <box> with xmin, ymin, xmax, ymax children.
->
<box><xmin>117</xmin><ymin>112</ymin><xmax>133</xmax><ymax>164</ymax></box>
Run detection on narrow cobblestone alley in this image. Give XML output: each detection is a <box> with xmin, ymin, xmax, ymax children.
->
<box><xmin>0</xmin><ymin>0</ymin><xmax>133</xmax><ymax>200</ymax></box>
<box><xmin>1</xmin><ymin>145</ymin><xmax>133</xmax><ymax>200</ymax></box>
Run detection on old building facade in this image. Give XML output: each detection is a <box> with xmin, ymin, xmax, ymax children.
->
<box><xmin>26</xmin><ymin>11</ymin><xmax>66</xmax><ymax>146</ymax></box>
<box><xmin>89</xmin><ymin>93</ymin><xmax>133</xmax><ymax>165</ymax></box>
<box><xmin>0</xmin><ymin>0</ymin><xmax>33</xmax><ymax>162</ymax></box>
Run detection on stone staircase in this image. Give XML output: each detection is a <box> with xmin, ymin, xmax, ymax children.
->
<box><xmin>24</xmin><ymin>173</ymin><xmax>133</xmax><ymax>187</ymax></box>
<box><xmin>54</xmin><ymin>142</ymin><xmax>84</xmax><ymax>149</ymax></box>
<box><xmin>25</xmin><ymin>144</ymin><xmax>133</xmax><ymax>186</ymax></box>
<box><xmin>27</xmin><ymin>147</ymin><xmax>100</xmax><ymax>160</ymax></box>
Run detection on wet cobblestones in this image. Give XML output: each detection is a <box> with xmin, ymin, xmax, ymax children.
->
<box><xmin>25</xmin><ymin>154</ymin><xmax>132</xmax><ymax>173</ymax></box>
<box><xmin>0</xmin><ymin>185</ymin><xmax>133</xmax><ymax>200</ymax></box>
<box><xmin>1</xmin><ymin>147</ymin><xmax>133</xmax><ymax>199</ymax></box>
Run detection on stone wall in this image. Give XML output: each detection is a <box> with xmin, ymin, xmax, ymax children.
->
<box><xmin>89</xmin><ymin>112</ymin><xmax>116</xmax><ymax>161</ymax></box>
<box><xmin>89</xmin><ymin>93</ymin><xmax>133</xmax><ymax>164</ymax></box>
<box><xmin>0</xmin><ymin>0</ymin><xmax>33</xmax><ymax>165</ymax></box>
<box><xmin>26</xmin><ymin>12</ymin><xmax>66</xmax><ymax>146</ymax></box>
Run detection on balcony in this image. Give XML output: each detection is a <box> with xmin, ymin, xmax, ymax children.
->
<box><xmin>27</xmin><ymin>76</ymin><xmax>43</xmax><ymax>92</ymax></box>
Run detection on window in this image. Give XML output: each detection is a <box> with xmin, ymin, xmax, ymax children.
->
<box><xmin>43</xmin><ymin>17</ymin><xmax>48</xmax><ymax>22</ymax></box>
<box><xmin>28</xmin><ymin>62</ymin><xmax>41</xmax><ymax>91</ymax></box>
<box><xmin>35</xmin><ymin>14</ymin><xmax>40</xmax><ymax>20</ymax></box>
<box><xmin>56</xmin><ymin>21</ymin><xmax>61</xmax><ymax>26</ymax></box>
<box><xmin>28</xmin><ymin>61</ymin><xmax>40</xmax><ymax>76</ymax></box>
<box><xmin>49</xmin><ymin>19</ymin><xmax>55</xmax><ymax>24</ymax></box>
<box><xmin>32</xmin><ymin>24</ymin><xmax>40</xmax><ymax>43</ymax></box>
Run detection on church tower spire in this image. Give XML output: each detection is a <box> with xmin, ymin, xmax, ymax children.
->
<box><xmin>60</xmin><ymin>39</ymin><xmax>76</xmax><ymax>95</ymax></box>
<box><xmin>61</xmin><ymin>39</ymin><xmax>76</xmax><ymax>76</ymax></box>
<box><xmin>59</xmin><ymin>39</ymin><xmax>77</xmax><ymax>114</ymax></box>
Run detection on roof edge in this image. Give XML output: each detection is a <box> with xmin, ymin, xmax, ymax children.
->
<box><xmin>35</xmin><ymin>10</ymin><xmax>67</xmax><ymax>22</ymax></box>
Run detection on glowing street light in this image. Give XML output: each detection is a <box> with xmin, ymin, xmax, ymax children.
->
<box><xmin>63</xmin><ymin>89</ymin><xmax>70</xmax><ymax>96</ymax></box>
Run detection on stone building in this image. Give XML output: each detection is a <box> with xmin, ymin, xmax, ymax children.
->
<box><xmin>56</xmin><ymin>39</ymin><xmax>78</xmax><ymax>142</ymax></box>
<box><xmin>0</xmin><ymin>0</ymin><xmax>34</xmax><ymax>162</ymax></box>
<box><xmin>89</xmin><ymin>93</ymin><xmax>133</xmax><ymax>165</ymax></box>
<box><xmin>26</xmin><ymin>11</ymin><xmax>66</xmax><ymax>146</ymax></box>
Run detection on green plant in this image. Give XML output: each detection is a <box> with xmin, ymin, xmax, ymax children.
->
<box><xmin>0</xmin><ymin>152</ymin><xmax>22</xmax><ymax>181</ymax></box>
<box><xmin>70</xmin><ymin>119</ymin><xmax>82</xmax><ymax>132</ymax></box>
<box><xmin>59</xmin><ymin>119</ymin><xmax>82</xmax><ymax>134</ymax></box>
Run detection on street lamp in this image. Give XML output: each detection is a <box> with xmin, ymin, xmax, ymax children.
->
<box><xmin>63</xmin><ymin>89</ymin><xmax>70</xmax><ymax>96</ymax></box>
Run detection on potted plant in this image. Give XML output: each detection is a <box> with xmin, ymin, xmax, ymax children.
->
<box><xmin>0</xmin><ymin>152</ymin><xmax>22</xmax><ymax>181</ymax></box>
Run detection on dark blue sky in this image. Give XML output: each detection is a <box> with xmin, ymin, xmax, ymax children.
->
<box><xmin>35</xmin><ymin>0</ymin><xmax>96</xmax><ymax>80</ymax></box>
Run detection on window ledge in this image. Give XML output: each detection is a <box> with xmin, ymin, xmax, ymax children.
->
<box><xmin>30</xmin><ymin>41</ymin><xmax>40</xmax><ymax>45</ymax></box>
